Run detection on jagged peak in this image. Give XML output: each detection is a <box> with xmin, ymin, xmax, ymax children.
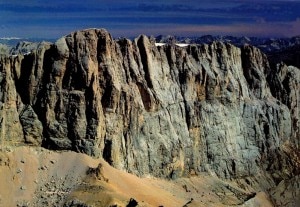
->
<box><xmin>63</xmin><ymin>28</ymin><xmax>112</xmax><ymax>41</ymax></box>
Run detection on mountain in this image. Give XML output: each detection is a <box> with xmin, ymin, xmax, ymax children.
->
<box><xmin>156</xmin><ymin>34</ymin><xmax>300</xmax><ymax>69</ymax></box>
<box><xmin>267</xmin><ymin>44</ymin><xmax>300</xmax><ymax>69</ymax></box>
<box><xmin>0</xmin><ymin>37</ymin><xmax>55</xmax><ymax>56</ymax></box>
<box><xmin>155</xmin><ymin>34</ymin><xmax>300</xmax><ymax>52</ymax></box>
<box><xmin>0</xmin><ymin>37</ymin><xmax>55</xmax><ymax>47</ymax></box>
<box><xmin>0</xmin><ymin>28</ymin><xmax>299</xmax><ymax>206</ymax></box>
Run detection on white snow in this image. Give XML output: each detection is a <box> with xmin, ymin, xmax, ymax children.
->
<box><xmin>23</xmin><ymin>52</ymin><xmax>31</xmax><ymax>56</ymax></box>
<box><xmin>155</xmin><ymin>43</ymin><xmax>166</xmax><ymax>46</ymax></box>
<box><xmin>175</xmin><ymin>43</ymin><xmax>189</xmax><ymax>47</ymax></box>
<box><xmin>0</xmin><ymin>37</ymin><xmax>21</xmax><ymax>40</ymax></box>
<box><xmin>155</xmin><ymin>43</ymin><xmax>189</xmax><ymax>47</ymax></box>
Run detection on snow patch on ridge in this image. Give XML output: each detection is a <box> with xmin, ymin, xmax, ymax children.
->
<box><xmin>0</xmin><ymin>37</ymin><xmax>21</xmax><ymax>40</ymax></box>
<box><xmin>155</xmin><ymin>43</ymin><xmax>189</xmax><ymax>47</ymax></box>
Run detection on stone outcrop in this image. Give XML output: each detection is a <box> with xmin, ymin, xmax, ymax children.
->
<box><xmin>0</xmin><ymin>28</ymin><xmax>299</xmax><ymax>205</ymax></box>
<box><xmin>0</xmin><ymin>43</ymin><xmax>9</xmax><ymax>55</ymax></box>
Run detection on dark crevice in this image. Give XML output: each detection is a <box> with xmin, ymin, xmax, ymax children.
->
<box><xmin>33</xmin><ymin>45</ymin><xmax>56</xmax><ymax>148</ymax></box>
<box><xmin>263</xmin><ymin>123</ymin><xmax>270</xmax><ymax>138</ymax></box>
<box><xmin>103</xmin><ymin>139</ymin><xmax>113</xmax><ymax>165</ymax></box>
<box><xmin>165</xmin><ymin>45</ymin><xmax>174</xmax><ymax>71</ymax></box>
<box><xmin>184</xmin><ymin>101</ymin><xmax>191</xmax><ymax>129</ymax></box>
<box><xmin>16</xmin><ymin>54</ymin><xmax>34</xmax><ymax>104</ymax></box>
<box><xmin>231</xmin><ymin>160</ymin><xmax>236</xmax><ymax>175</ymax></box>
<box><xmin>179</xmin><ymin>69</ymin><xmax>187</xmax><ymax>85</ymax></box>
<box><xmin>62</xmin><ymin>34</ymin><xmax>74</xmax><ymax>89</ymax></box>
<box><xmin>84</xmin><ymin>74</ymin><xmax>98</xmax><ymax>140</ymax></box>
<box><xmin>100</xmin><ymin>69</ymin><xmax>114</xmax><ymax>110</ymax></box>
<box><xmin>136</xmin><ymin>82</ymin><xmax>152</xmax><ymax>112</ymax></box>
<box><xmin>137</xmin><ymin>36</ymin><xmax>153</xmax><ymax>89</ymax></box>
<box><xmin>101</xmin><ymin>84</ymin><xmax>113</xmax><ymax>109</ymax></box>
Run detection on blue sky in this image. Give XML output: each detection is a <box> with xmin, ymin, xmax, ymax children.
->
<box><xmin>0</xmin><ymin>0</ymin><xmax>300</xmax><ymax>38</ymax></box>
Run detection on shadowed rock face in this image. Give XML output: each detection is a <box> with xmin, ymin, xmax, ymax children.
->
<box><xmin>0</xmin><ymin>29</ymin><xmax>299</xmax><ymax>204</ymax></box>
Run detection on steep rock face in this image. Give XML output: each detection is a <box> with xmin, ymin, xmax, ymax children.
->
<box><xmin>0</xmin><ymin>55</ymin><xmax>24</xmax><ymax>146</ymax></box>
<box><xmin>0</xmin><ymin>29</ymin><xmax>298</xmax><ymax>189</ymax></box>
<box><xmin>266</xmin><ymin>63</ymin><xmax>299</xmax><ymax>145</ymax></box>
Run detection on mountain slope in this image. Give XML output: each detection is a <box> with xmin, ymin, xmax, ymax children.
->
<box><xmin>0</xmin><ymin>28</ymin><xmax>299</xmax><ymax>206</ymax></box>
<box><xmin>0</xmin><ymin>147</ymin><xmax>275</xmax><ymax>207</ymax></box>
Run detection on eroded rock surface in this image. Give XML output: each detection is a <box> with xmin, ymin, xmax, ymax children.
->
<box><xmin>0</xmin><ymin>28</ymin><xmax>299</xmax><ymax>206</ymax></box>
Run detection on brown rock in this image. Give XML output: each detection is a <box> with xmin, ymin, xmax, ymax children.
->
<box><xmin>0</xmin><ymin>29</ymin><xmax>299</xmax><ymax>206</ymax></box>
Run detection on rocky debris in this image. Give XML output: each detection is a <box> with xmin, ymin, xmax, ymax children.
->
<box><xmin>0</xmin><ymin>146</ymin><xmax>276</xmax><ymax>207</ymax></box>
<box><xmin>16</xmin><ymin>200</ymin><xmax>30</xmax><ymax>207</ymax></box>
<box><xmin>182</xmin><ymin>198</ymin><xmax>193</xmax><ymax>207</ymax></box>
<box><xmin>0</xmin><ymin>146</ymin><xmax>96</xmax><ymax>207</ymax></box>
<box><xmin>269</xmin><ymin>175</ymin><xmax>300</xmax><ymax>207</ymax></box>
<box><xmin>0</xmin><ymin>28</ymin><xmax>299</xmax><ymax>206</ymax></box>
<box><xmin>87</xmin><ymin>163</ymin><xmax>109</xmax><ymax>182</ymax></box>
<box><xmin>182</xmin><ymin>184</ymin><xmax>190</xmax><ymax>193</ymax></box>
<box><xmin>126</xmin><ymin>198</ymin><xmax>138</xmax><ymax>207</ymax></box>
<box><xmin>63</xmin><ymin>199</ymin><xmax>92</xmax><ymax>207</ymax></box>
<box><xmin>0</xmin><ymin>152</ymin><xmax>9</xmax><ymax>166</ymax></box>
<box><xmin>34</xmin><ymin>178</ymin><xmax>73</xmax><ymax>207</ymax></box>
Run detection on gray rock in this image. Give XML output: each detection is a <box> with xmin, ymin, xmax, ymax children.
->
<box><xmin>19</xmin><ymin>105</ymin><xmax>43</xmax><ymax>145</ymax></box>
<box><xmin>0</xmin><ymin>28</ymin><xmax>299</xmax><ymax>206</ymax></box>
<box><xmin>0</xmin><ymin>43</ymin><xmax>9</xmax><ymax>55</ymax></box>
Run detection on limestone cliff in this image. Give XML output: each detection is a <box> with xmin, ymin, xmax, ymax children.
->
<box><xmin>0</xmin><ymin>29</ymin><xmax>299</xmax><ymax>206</ymax></box>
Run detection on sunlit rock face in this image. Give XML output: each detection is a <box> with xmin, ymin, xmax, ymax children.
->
<box><xmin>0</xmin><ymin>28</ymin><xmax>299</xmax><ymax>205</ymax></box>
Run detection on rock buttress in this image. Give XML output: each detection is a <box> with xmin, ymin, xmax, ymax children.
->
<box><xmin>0</xmin><ymin>30</ymin><xmax>298</xmax><ymax>192</ymax></box>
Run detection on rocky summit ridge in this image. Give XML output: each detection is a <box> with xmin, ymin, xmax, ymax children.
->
<box><xmin>0</xmin><ymin>28</ymin><xmax>299</xmax><ymax>206</ymax></box>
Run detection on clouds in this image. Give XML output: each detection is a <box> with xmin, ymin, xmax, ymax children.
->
<box><xmin>0</xmin><ymin>0</ymin><xmax>299</xmax><ymax>38</ymax></box>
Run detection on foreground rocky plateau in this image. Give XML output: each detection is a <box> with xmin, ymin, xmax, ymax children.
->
<box><xmin>0</xmin><ymin>28</ymin><xmax>299</xmax><ymax>206</ymax></box>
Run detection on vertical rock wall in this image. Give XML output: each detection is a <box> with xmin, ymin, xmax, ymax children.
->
<box><xmin>0</xmin><ymin>29</ymin><xmax>298</xmax><ymax>186</ymax></box>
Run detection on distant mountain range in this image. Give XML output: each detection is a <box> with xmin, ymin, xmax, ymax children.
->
<box><xmin>0</xmin><ymin>37</ymin><xmax>55</xmax><ymax>56</ymax></box>
<box><xmin>1</xmin><ymin>35</ymin><xmax>300</xmax><ymax>68</ymax></box>
<box><xmin>2</xmin><ymin>35</ymin><xmax>300</xmax><ymax>54</ymax></box>
<box><xmin>155</xmin><ymin>35</ymin><xmax>300</xmax><ymax>54</ymax></box>
<box><xmin>0</xmin><ymin>37</ymin><xmax>55</xmax><ymax>47</ymax></box>
<box><xmin>155</xmin><ymin>35</ymin><xmax>300</xmax><ymax>68</ymax></box>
